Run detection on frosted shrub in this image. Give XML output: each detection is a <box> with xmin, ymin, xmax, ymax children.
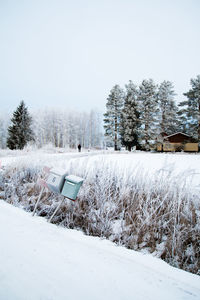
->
<box><xmin>2</xmin><ymin>156</ymin><xmax>200</xmax><ymax>275</ymax></box>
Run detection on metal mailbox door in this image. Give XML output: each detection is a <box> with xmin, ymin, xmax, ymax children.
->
<box><xmin>61</xmin><ymin>175</ymin><xmax>84</xmax><ymax>200</ymax></box>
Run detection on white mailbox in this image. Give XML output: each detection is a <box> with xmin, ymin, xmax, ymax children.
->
<box><xmin>46</xmin><ymin>168</ymin><xmax>68</xmax><ymax>194</ymax></box>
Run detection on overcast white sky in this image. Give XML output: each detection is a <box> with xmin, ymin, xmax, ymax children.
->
<box><xmin>0</xmin><ymin>0</ymin><xmax>200</xmax><ymax>114</ymax></box>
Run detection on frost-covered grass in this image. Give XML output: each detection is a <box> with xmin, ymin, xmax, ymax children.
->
<box><xmin>0</xmin><ymin>150</ymin><xmax>200</xmax><ymax>274</ymax></box>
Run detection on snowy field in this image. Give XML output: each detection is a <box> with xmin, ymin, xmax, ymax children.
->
<box><xmin>0</xmin><ymin>200</ymin><xmax>200</xmax><ymax>300</ymax></box>
<box><xmin>1</xmin><ymin>148</ymin><xmax>200</xmax><ymax>194</ymax></box>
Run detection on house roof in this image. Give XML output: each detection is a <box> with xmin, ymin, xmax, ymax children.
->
<box><xmin>165</xmin><ymin>132</ymin><xmax>190</xmax><ymax>139</ymax></box>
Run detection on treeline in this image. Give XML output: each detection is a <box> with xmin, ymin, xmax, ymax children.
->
<box><xmin>1</xmin><ymin>75</ymin><xmax>199</xmax><ymax>151</ymax></box>
<box><xmin>104</xmin><ymin>75</ymin><xmax>200</xmax><ymax>151</ymax></box>
<box><xmin>32</xmin><ymin>108</ymin><xmax>103</xmax><ymax>149</ymax></box>
<box><xmin>0</xmin><ymin>102</ymin><xmax>103</xmax><ymax>150</ymax></box>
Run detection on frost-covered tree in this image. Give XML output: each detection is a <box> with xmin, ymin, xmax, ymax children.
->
<box><xmin>120</xmin><ymin>81</ymin><xmax>140</xmax><ymax>151</ymax></box>
<box><xmin>7</xmin><ymin>101</ymin><xmax>34</xmax><ymax>150</ymax></box>
<box><xmin>178</xmin><ymin>75</ymin><xmax>200</xmax><ymax>143</ymax></box>
<box><xmin>138</xmin><ymin>79</ymin><xmax>158</xmax><ymax>150</ymax></box>
<box><xmin>157</xmin><ymin>81</ymin><xmax>178</xmax><ymax>135</ymax></box>
<box><xmin>32</xmin><ymin>108</ymin><xmax>103</xmax><ymax>149</ymax></box>
<box><xmin>104</xmin><ymin>85</ymin><xmax>124</xmax><ymax>150</ymax></box>
<box><xmin>0</xmin><ymin>113</ymin><xmax>9</xmax><ymax>149</ymax></box>
<box><xmin>177</xmin><ymin>107</ymin><xmax>188</xmax><ymax>134</ymax></box>
<box><xmin>87</xmin><ymin>110</ymin><xmax>103</xmax><ymax>149</ymax></box>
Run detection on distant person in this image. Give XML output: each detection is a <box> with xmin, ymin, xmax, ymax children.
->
<box><xmin>78</xmin><ymin>144</ymin><xmax>81</xmax><ymax>152</ymax></box>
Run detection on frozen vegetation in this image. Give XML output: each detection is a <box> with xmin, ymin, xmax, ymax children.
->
<box><xmin>0</xmin><ymin>148</ymin><xmax>200</xmax><ymax>276</ymax></box>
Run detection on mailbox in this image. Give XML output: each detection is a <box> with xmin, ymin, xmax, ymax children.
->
<box><xmin>33</xmin><ymin>168</ymin><xmax>84</xmax><ymax>221</ymax></box>
<box><xmin>61</xmin><ymin>175</ymin><xmax>84</xmax><ymax>200</ymax></box>
<box><xmin>46</xmin><ymin>168</ymin><xmax>68</xmax><ymax>194</ymax></box>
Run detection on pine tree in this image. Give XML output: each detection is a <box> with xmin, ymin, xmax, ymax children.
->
<box><xmin>177</xmin><ymin>106</ymin><xmax>188</xmax><ymax>133</ymax></box>
<box><xmin>157</xmin><ymin>80</ymin><xmax>178</xmax><ymax>135</ymax></box>
<box><xmin>138</xmin><ymin>79</ymin><xmax>158</xmax><ymax>150</ymax></box>
<box><xmin>120</xmin><ymin>81</ymin><xmax>140</xmax><ymax>151</ymax></box>
<box><xmin>7</xmin><ymin>101</ymin><xmax>34</xmax><ymax>150</ymax></box>
<box><xmin>178</xmin><ymin>75</ymin><xmax>200</xmax><ymax>143</ymax></box>
<box><xmin>104</xmin><ymin>85</ymin><xmax>124</xmax><ymax>150</ymax></box>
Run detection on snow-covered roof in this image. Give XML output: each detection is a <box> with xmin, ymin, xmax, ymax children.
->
<box><xmin>165</xmin><ymin>132</ymin><xmax>190</xmax><ymax>139</ymax></box>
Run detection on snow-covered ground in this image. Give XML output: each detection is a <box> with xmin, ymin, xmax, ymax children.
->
<box><xmin>1</xmin><ymin>149</ymin><xmax>200</xmax><ymax>194</ymax></box>
<box><xmin>0</xmin><ymin>149</ymin><xmax>200</xmax><ymax>299</ymax></box>
<box><xmin>0</xmin><ymin>200</ymin><xmax>200</xmax><ymax>300</ymax></box>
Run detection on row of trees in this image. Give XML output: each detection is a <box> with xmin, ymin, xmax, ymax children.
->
<box><xmin>2</xmin><ymin>75</ymin><xmax>199</xmax><ymax>151</ymax></box>
<box><xmin>2</xmin><ymin>101</ymin><xmax>103</xmax><ymax>150</ymax></box>
<box><xmin>104</xmin><ymin>75</ymin><xmax>200</xmax><ymax>151</ymax></box>
<box><xmin>32</xmin><ymin>108</ymin><xmax>103</xmax><ymax>149</ymax></box>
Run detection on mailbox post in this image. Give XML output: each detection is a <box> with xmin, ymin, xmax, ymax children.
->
<box><xmin>48</xmin><ymin>174</ymin><xmax>84</xmax><ymax>223</ymax></box>
<box><xmin>33</xmin><ymin>167</ymin><xmax>84</xmax><ymax>223</ymax></box>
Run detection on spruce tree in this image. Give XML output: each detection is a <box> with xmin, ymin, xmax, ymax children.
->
<box><xmin>178</xmin><ymin>75</ymin><xmax>200</xmax><ymax>143</ymax></box>
<box><xmin>138</xmin><ymin>79</ymin><xmax>158</xmax><ymax>150</ymax></box>
<box><xmin>177</xmin><ymin>107</ymin><xmax>188</xmax><ymax>133</ymax></box>
<box><xmin>104</xmin><ymin>85</ymin><xmax>124</xmax><ymax>150</ymax></box>
<box><xmin>7</xmin><ymin>101</ymin><xmax>34</xmax><ymax>150</ymax></box>
<box><xmin>120</xmin><ymin>81</ymin><xmax>140</xmax><ymax>151</ymax></box>
<box><xmin>157</xmin><ymin>80</ymin><xmax>178</xmax><ymax>135</ymax></box>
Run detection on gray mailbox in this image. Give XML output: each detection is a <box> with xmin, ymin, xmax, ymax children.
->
<box><xmin>46</xmin><ymin>168</ymin><xmax>68</xmax><ymax>194</ymax></box>
<box><xmin>61</xmin><ymin>175</ymin><xmax>84</xmax><ymax>200</ymax></box>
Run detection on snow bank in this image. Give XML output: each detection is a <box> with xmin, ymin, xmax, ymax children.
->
<box><xmin>0</xmin><ymin>201</ymin><xmax>199</xmax><ymax>300</ymax></box>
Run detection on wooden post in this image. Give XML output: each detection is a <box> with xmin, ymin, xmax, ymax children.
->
<box><xmin>48</xmin><ymin>196</ymin><xmax>65</xmax><ymax>223</ymax></box>
<box><xmin>32</xmin><ymin>187</ymin><xmax>44</xmax><ymax>216</ymax></box>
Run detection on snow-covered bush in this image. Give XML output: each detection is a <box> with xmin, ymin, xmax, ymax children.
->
<box><xmin>1</xmin><ymin>156</ymin><xmax>200</xmax><ymax>275</ymax></box>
